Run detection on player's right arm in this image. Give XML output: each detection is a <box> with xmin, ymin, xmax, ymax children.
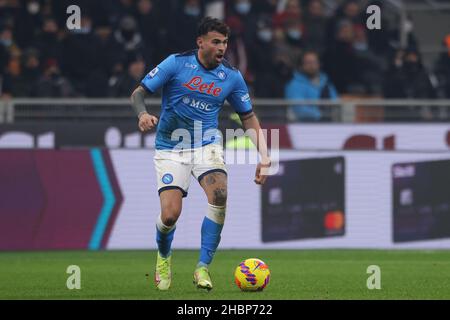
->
<box><xmin>130</xmin><ymin>54</ymin><xmax>179</xmax><ymax>132</ymax></box>
<box><xmin>131</xmin><ymin>86</ymin><xmax>159</xmax><ymax>132</ymax></box>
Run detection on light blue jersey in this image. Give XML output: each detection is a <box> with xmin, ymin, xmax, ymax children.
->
<box><xmin>140</xmin><ymin>50</ymin><xmax>253</xmax><ymax>150</ymax></box>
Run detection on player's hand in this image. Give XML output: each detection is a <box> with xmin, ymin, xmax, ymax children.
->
<box><xmin>254</xmin><ymin>160</ymin><xmax>271</xmax><ymax>185</ymax></box>
<box><xmin>138</xmin><ymin>112</ymin><xmax>158</xmax><ymax>132</ymax></box>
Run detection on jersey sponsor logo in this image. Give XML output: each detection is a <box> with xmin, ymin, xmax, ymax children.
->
<box><xmin>182</xmin><ymin>76</ymin><xmax>222</xmax><ymax>97</ymax></box>
<box><xmin>184</xmin><ymin>62</ymin><xmax>198</xmax><ymax>69</ymax></box>
<box><xmin>181</xmin><ymin>96</ymin><xmax>212</xmax><ymax>111</ymax></box>
<box><xmin>149</xmin><ymin>67</ymin><xmax>159</xmax><ymax>78</ymax></box>
<box><xmin>182</xmin><ymin>96</ymin><xmax>191</xmax><ymax>104</ymax></box>
<box><xmin>241</xmin><ymin>93</ymin><xmax>250</xmax><ymax>102</ymax></box>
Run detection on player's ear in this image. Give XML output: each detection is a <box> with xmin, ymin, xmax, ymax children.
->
<box><xmin>197</xmin><ymin>36</ymin><xmax>203</xmax><ymax>49</ymax></box>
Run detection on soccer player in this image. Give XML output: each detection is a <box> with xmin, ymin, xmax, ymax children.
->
<box><xmin>130</xmin><ymin>17</ymin><xmax>271</xmax><ymax>291</ymax></box>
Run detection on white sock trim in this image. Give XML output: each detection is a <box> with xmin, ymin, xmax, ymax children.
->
<box><xmin>207</xmin><ymin>203</ymin><xmax>226</xmax><ymax>224</ymax></box>
<box><xmin>156</xmin><ymin>213</ymin><xmax>176</xmax><ymax>234</ymax></box>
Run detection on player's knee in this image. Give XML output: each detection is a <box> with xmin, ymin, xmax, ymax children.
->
<box><xmin>161</xmin><ymin>213</ymin><xmax>179</xmax><ymax>227</ymax></box>
<box><xmin>161</xmin><ymin>204</ymin><xmax>181</xmax><ymax>226</ymax></box>
<box><xmin>212</xmin><ymin>187</ymin><xmax>227</xmax><ymax>206</ymax></box>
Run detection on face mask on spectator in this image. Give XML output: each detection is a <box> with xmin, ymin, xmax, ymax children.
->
<box><xmin>287</xmin><ymin>29</ymin><xmax>302</xmax><ymax>40</ymax></box>
<box><xmin>72</xmin><ymin>26</ymin><xmax>91</xmax><ymax>34</ymax></box>
<box><xmin>184</xmin><ymin>5</ymin><xmax>201</xmax><ymax>17</ymax></box>
<box><xmin>235</xmin><ymin>2</ymin><xmax>251</xmax><ymax>15</ymax></box>
<box><xmin>27</xmin><ymin>1</ymin><xmax>40</xmax><ymax>15</ymax></box>
<box><xmin>258</xmin><ymin>29</ymin><xmax>272</xmax><ymax>42</ymax></box>
<box><xmin>353</xmin><ymin>41</ymin><xmax>368</xmax><ymax>51</ymax></box>
<box><xmin>0</xmin><ymin>39</ymin><xmax>12</xmax><ymax>47</ymax></box>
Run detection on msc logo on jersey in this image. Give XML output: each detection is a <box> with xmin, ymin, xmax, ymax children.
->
<box><xmin>149</xmin><ymin>67</ymin><xmax>159</xmax><ymax>78</ymax></box>
<box><xmin>182</xmin><ymin>96</ymin><xmax>212</xmax><ymax>111</ymax></box>
<box><xmin>162</xmin><ymin>173</ymin><xmax>173</xmax><ymax>184</ymax></box>
<box><xmin>217</xmin><ymin>70</ymin><xmax>226</xmax><ymax>80</ymax></box>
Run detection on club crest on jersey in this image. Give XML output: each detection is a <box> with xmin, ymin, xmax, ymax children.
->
<box><xmin>217</xmin><ymin>70</ymin><xmax>226</xmax><ymax>80</ymax></box>
<box><xmin>148</xmin><ymin>67</ymin><xmax>159</xmax><ymax>78</ymax></box>
<box><xmin>182</xmin><ymin>76</ymin><xmax>222</xmax><ymax>97</ymax></box>
<box><xmin>162</xmin><ymin>173</ymin><xmax>173</xmax><ymax>184</ymax></box>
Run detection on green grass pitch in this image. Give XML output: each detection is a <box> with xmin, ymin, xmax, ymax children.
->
<box><xmin>1</xmin><ymin>249</ymin><xmax>449</xmax><ymax>299</ymax></box>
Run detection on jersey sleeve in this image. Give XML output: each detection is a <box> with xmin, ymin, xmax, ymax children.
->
<box><xmin>226</xmin><ymin>71</ymin><xmax>253</xmax><ymax>115</ymax></box>
<box><xmin>140</xmin><ymin>54</ymin><xmax>178</xmax><ymax>93</ymax></box>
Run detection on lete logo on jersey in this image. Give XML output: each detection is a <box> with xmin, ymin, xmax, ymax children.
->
<box><xmin>182</xmin><ymin>76</ymin><xmax>222</xmax><ymax>97</ymax></box>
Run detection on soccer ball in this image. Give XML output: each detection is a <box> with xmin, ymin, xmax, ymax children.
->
<box><xmin>234</xmin><ymin>258</ymin><xmax>270</xmax><ymax>291</ymax></box>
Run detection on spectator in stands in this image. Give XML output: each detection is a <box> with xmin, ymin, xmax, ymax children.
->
<box><xmin>323</xmin><ymin>19</ymin><xmax>360</xmax><ymax>93</ymax></box>
<box><xmin>248</xmin><ymin>15</ymin><xmax>285</xmax><ymax>98</ymax></box>
<box><xmin>283</xmin><ymin>17</ymin><xmax>304</xmax><ymax>49</ymax></box>
<box><xmin>434</xmin><ymin>34</ymin><xmax>450</xmax><ymax>98</ymax></box>
<box><xmin>253</xmin><ymin>0</ymin><xmax>278</xmax><ymax>15</ymax></box>
<box><xmin>109</xmin><ymin>57</ymin><xmax>146</xmax><ymax>97</ymax></box>
<box><xmin>136</xmin><ymin>0</ymin><xmax>160</xmax><ymax>66</ymax></box>
<box><xmin>384</xmin><ymin>49</ymin><xmax>436</xmax><ymax>99</ymax></box>
<box><xmin>327</xmin><ymin>0</ymin><xmax>364</xmax><ymax>44</ymax></box>
<box><xmin>10</xmin><ymin>0</ymin><xmax>43</xmax><ymax>48</ymax></box>
<box><xmin>113</xmin><ymin>15</ymin><xmax>144</xmax><ymax>64</ymax></box>
<box><xmin>383</xmin><ymin>49</ymin><xmax>437</xmax><ymax>121</ymax></box>
<box><xmin>366</xmin><ymin>0</ymin><xmax>394</xmax><ymax>59</ymax></box>
<box><xmin>33</xmin><ymin>16</ymin><xmax>63</xmax><ymax>66</ymax></box>
<box><xmin>1</xmin><ymin>55</ymin><xmax>28</xmax><ymax>97</ymax></box>
<box><xmin>303</xmin><ymin>0</ymin><xmax>328</xmax><ymax>54</ymax></box>
<box><xmin>0</xmin><ymin>27</ymin><xmax>14</xmax><ymax>75</ymax></box>
<box><xmin>22</xmin><ymin>48</ymin><xmax>41</xmax><ymax>89</ymax></box>
<box><xmin>61</xmin><ymin>15</ymin><xmax>98</xmax><ymax>94</ymax></box>
<box><xmin>225</xmin><ymin>15</ymin><xmax>252</xmax><ymax>83</ymax></box>
<box><xmin>105</xmin><ymin>0</ymin><xmax>138</xmax><ymax>26</ymax></box>
<box><xmin>35</xmin><ymin>59</ymin><xmax>76</xmax><ymax>97</ymax></box>
<box><xmin>273</xmin><ymin>0</ymin><xmax>302</xmax><ymax>29</ymax></box>
<box><xmin>352</xmin><ymin>25</ymin><xmax>384</xmax><ymax>95</ymax></box>
<box><xmin>226</xmin><ymin>0</ymin><xmax>258</xmax><ymax>48</ymax></box>
<box><xmin>169</xmin><ymin>0</ymin><xmax>203</xmax><ymax>53</ymax></box>
<box><xmin>272</xmin><ymin>26</ymin><xmax>301</xmax><ymax>89</ymax></box>
<box><xmin>285</xmin><ymin>50</ymin><xmax>338</xmax><ymax>121</ymax></box>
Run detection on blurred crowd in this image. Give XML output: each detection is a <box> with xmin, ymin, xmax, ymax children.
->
<box><xmin>1</xmin><ymin>0</ymin><xmax>450</xmax><ymax>107</ymax></box>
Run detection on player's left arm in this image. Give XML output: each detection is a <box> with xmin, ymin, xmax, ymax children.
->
<box><xmin>239</xmin><ymin>111</ymin><xmax>271</xmax><ymax>185</ymax></box>
<box><xmin>227</xmin><ymin>71</ymin><xmax>271</xmax><ymax>185</ymax></box>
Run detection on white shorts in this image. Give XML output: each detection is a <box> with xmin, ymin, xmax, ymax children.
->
<box><xmin>154</xmin><ymin>143</ymin><xmax>227</xmax><ymax>197</ymax></box>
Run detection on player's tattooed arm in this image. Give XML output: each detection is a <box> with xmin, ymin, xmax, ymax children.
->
<box><xmin>130</xmin><ymin>85</ymin><xmax>148</xmax><ymax>118</ymax></box>
<box><xmin>131</xmin><ymin>85</ymin><xmax>159</xmax><ymax>132</ymax></box>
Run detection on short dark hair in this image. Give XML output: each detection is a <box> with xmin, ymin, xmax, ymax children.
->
<box><xmin>299</xmin><ymin>50</ymin><xmax>320</xmax><ymax>66</ymax></box>
<box><xmin>197</xmin><ymin>17</ymin><xmax>230</xmax><ymax>37</ymax></box>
